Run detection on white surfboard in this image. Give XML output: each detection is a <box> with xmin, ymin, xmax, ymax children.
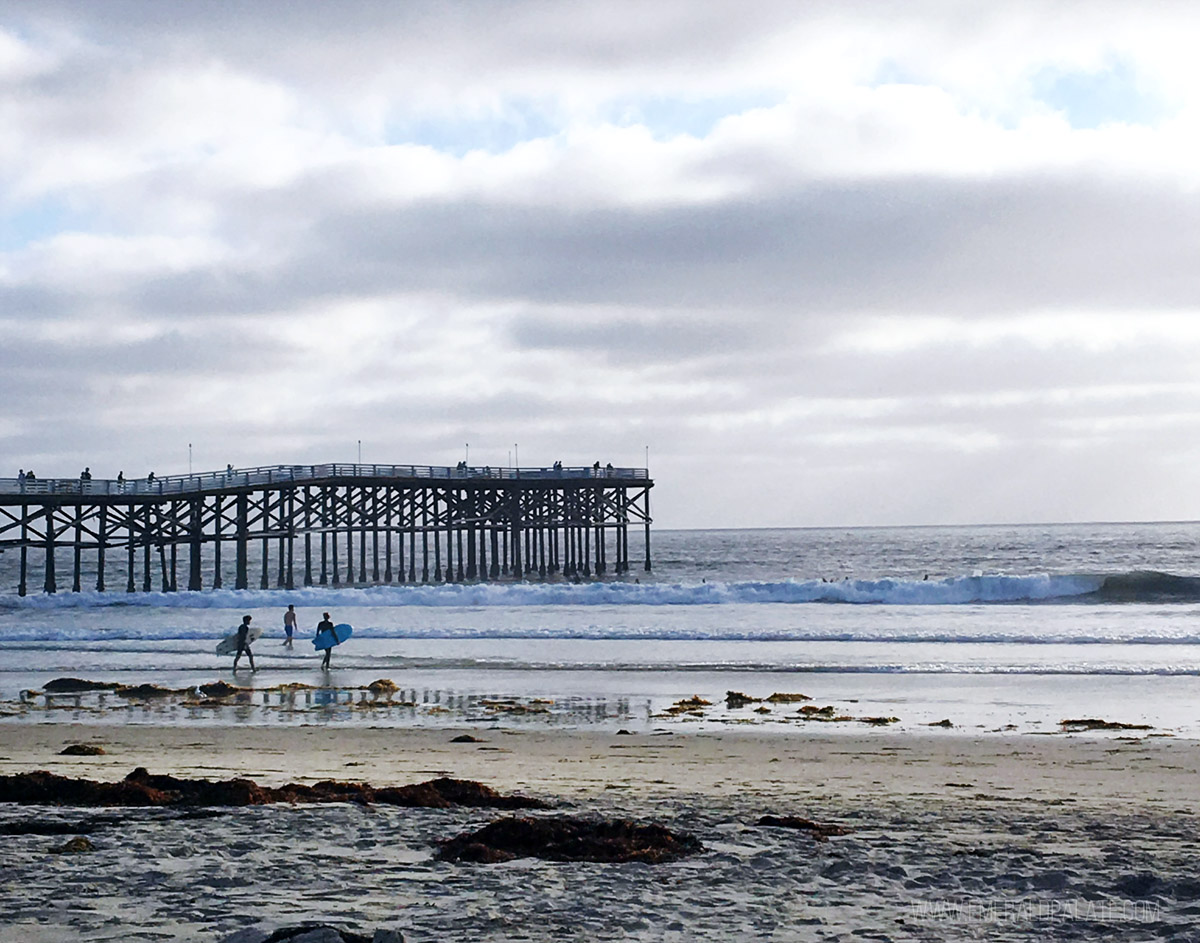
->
<box><xmin>215</xmin><ymin>624</ymin><xmax>264</xmax><ymax>656</ymax></box>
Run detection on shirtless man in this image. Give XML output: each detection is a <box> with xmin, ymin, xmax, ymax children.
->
<box><xmin>283</xmin><ymin>605</ymin><xmax>297</xmax><ymax>648</ymax></box>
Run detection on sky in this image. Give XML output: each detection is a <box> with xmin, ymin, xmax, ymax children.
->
<box><xmin>3</xmin><ymin>1</ymin><xmax>1200</xmax><ymax>529</ymax></box>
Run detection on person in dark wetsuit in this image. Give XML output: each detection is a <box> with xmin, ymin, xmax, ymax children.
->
<box><xmin>316</xmin><ymin>612</ymin><xmax>334</xmax><ymax>669</ymax></box>
<box><xmin>233</xmin><ymin>614</ymin><xmax>256</xmax><ymax>672</ymax></box>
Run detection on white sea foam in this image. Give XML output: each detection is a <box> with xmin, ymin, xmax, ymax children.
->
<box><xmin>0</xmin><ymin>572</ymin><xmax>1108</xmax><ymax>611</ymax></box>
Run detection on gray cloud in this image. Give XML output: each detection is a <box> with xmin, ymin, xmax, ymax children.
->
<box><xmin>8</xmin><ymin>172</ymin><xmax>1177</xmax><ymax>330</ymax></box>
<box><xmin>228</xmin><ymin>175</ymin><xmax>1200</xmax><ymax>316</ymax></box>
<box><xmin>4</xmin><ymin>2</ymin><xmax>1200</xmax><ymax>526</ymax></box>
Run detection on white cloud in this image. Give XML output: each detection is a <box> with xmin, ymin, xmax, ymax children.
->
<box><xmin>4</xmin><ymin>1</ymin><xmax>1200</xmax><ymax>525</ymax></box>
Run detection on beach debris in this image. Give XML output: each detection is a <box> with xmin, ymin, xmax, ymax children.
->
<box><xmin>218</xmin><ymin>925</ymin><xmax>403</xmax><ymax>943</ymax></box>
<box><xmin>754</xmin><ymin>706</ymin><xmax>772</xmax><ymax>714</ymax></box>
<box><xmin>59</xmin><ymin>744</ymin><xmax>106</xmax><ymax>756</ymax></box>
<box><xmin>793</xmin><ymin>706</ymin><xmax>855</xmax><ymax>722</ymax></box>
<box><xmin>661</xmin><ymin>695</ymin><xmax>712</xmax><ymax>716</ymax></box>
<box><xmin>765</xmin><ymin>692</ymin><xmax>812</xmax><ymax>703</ymax></box>
<box><xmin>197</xmin><ymin>681</ymin><xmax>241</xmax><ymax>698</ymax></box>
<box><xmin>725</xmin><ymin>691</ymin><xmax>761</xmax><ymax>708</ymax></box>
<box><xmin>436</xmin><ymin>815</ymin><xmax>704</xmax><ymax>864</ymax></box>
<box><xmin>927</xmin><ymin>719</ymin><xmax>954</xmax><ymax>728</ymax></box>
<box><xmin>859</xmin><ymin>716</ymin><xmax>900</xmax><ymax>726</ymax></box>
<box><xmin>42</xmin><ymin>678</ymin><xmax>121</xmax><ymax>694</ymax></box>
<box><xmin>450</xmin><ymin>734</ymin><xmax>483</xmax><ymax>743</ymax></box>
<box><xmin>367</xmin><ymin>679</ymin><xmax>399</xmax><ymax>694</ymax></box>
<box><xmin>49</xmin><ymin>836</ymin><xmax>95</xmax><ymax>854</ymax></box>
<box><xmin>1060</xmin><ymin>718</ymin><xmax>1153</xmax><ymax>732</ymax></box>
<box><xmin>114</xmin><ymin>683</ymin><xmax>179</xmax><ymax>699</ymax></box>
<box><xmin>0</xmin><ymin>769</ymin><xmax>548</xmax><ymax>810</ymax></box>
<box><xmin>756</xmin><ymin>815</ymin><xmax>853</xmax><ymax>841</ymax></box>
<box><xmin>480</xmin><ymin>698</ymin><xmax>549</xmax><ymax>715</ymax></box>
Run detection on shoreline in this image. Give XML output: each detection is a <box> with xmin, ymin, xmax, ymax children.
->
<box><xmin>2</xmin><ymin>665</ymin><xmax>1194</xmax><ymax>737</ymax></box>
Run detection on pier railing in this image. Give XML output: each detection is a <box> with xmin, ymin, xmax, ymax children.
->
<box><xmin>0</xmin><ymin>463</ymin><xmax>650</xmax><ymax>497</ymax></box>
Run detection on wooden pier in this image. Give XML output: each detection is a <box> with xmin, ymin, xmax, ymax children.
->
<box><xmin>0</xmin><ymin>463</ymin><xmax>653</xmax><ymax>596</ymax></box>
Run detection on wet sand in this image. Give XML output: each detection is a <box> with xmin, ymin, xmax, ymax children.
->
<box><xmin>2</xmin><ymin>724</ymin><xmax>1198</xmax><ymax>941</ymax></box>
<box><xmin>3</xmin><ymin>723</ymin><xmax>1200</xmax><ymax>803</ymax></box>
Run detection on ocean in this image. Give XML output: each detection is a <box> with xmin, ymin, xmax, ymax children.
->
<box><xmin>3</xmin><ymin>521</ymin><xmax>1200</xmax><ymax>733</ymax></box>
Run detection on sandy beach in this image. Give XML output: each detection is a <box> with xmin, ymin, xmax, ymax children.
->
<box><xmin>2</xmin><ymin>722</ymin><xmax>1197</xmax><ymax>941</ymax></box>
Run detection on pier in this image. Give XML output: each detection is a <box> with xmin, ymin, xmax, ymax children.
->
<box><xmin>0</xmin><ymin>463</ymin><xmax>653</xmax><ymax>596</ymax></box>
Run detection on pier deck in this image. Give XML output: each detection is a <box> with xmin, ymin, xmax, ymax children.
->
<box><xmin>0</xmin><ymin>463</ymin><xmax>653</xmax><ymax>595</ymax></box>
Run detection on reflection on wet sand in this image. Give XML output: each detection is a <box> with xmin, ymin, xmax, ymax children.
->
<box><xmin>9</xmin><ymin>680</ymin><xmax>647</xmax><ymax>728</ymax></box>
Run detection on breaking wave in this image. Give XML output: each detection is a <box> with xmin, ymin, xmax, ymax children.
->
<box><xmin>2</xmin><ymin>569</ymin><xmax>1199</xmax><ymax>611</ymax></box>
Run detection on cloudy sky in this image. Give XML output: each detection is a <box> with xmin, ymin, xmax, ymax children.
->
<box><xmin>3</xmin><ymin>1</ymin><xmax>1200</xmax><ymax>528</ymax></box>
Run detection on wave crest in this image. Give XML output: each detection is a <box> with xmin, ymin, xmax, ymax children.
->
<box><xmin>3</xmin><ymin>570</ymin><xmax>1190</xmax><ymax>610</ymax></box>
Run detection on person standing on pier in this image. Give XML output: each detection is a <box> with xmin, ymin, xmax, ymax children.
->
<box><xmin>316</xmin><ymin>612</ymin><xmax>334</xmax><ymax>669</ymax></box>
<box><xmin>233</xmin><ymin>615</ymin><xmax>257</xmax><ymax>672</ymax></box>
<box><xmin>282</xmin><ymin>604</ymin><xmax>297</xmax><ymax>648</ymax></box>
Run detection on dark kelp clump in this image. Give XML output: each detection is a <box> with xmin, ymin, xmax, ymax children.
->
<box><xmin>0</xmin><ymin>769</ymin><xmax>547</xmax><ymax>810</ymax></box>
<box><xmin>42</xmin><ymin>678</ymin><xmax>122</xmax><ymax>694</ymax></box>
<box><xmin>757</xmin><ymin>815</ymin><xmax>853</xmax><ymax>841</ymax></box>
<box><xmin>437</xmin><ymin>815</ymin><xmax>703</xmax><ymax>864</ymax></box>
<box><xmin>1060</xmin><ymin>718</ymin><xmax>1153</xmax><ymax>732</ymax></box>
<box><xmin>59</xmin><ymin>744</ymin><xmax>107</xmax><ymax>756</ymax></box>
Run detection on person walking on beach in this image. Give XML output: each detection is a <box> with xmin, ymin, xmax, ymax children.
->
<box><xmin>283</xmin><ymin>604</ymin><xmax>297</xmax><ymax>648</ymax></box>
<box><xmin>232</xmin><ymin>614</ymin><xmax>256</xmax><ymax>672</ymax></box>
<box><xmin>316</xmin><ymin>612</ymin><xmax>334</xmax><ymax>669</ymax></box>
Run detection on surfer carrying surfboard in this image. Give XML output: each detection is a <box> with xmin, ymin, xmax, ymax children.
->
<box><xmin>232</xmin><ymin>615</ymin><xmax>257</xmax><ymax>672</ymax></box>
<box><xmin>316</xmin><ymin>612</ymin><xmax>334</xmax><ymax>669</ymax></box>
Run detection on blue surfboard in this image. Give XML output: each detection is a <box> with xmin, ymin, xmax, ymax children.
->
<box><xmin>313</xmin><ymin>623</ymin><xmax>353</xmax><ymax>651</ymax></box>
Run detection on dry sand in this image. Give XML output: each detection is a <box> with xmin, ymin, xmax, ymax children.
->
<box><xmin>2</xmin><ymin>723</ymin><xmax>1198</xmax><ymax>941</ymax></box>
